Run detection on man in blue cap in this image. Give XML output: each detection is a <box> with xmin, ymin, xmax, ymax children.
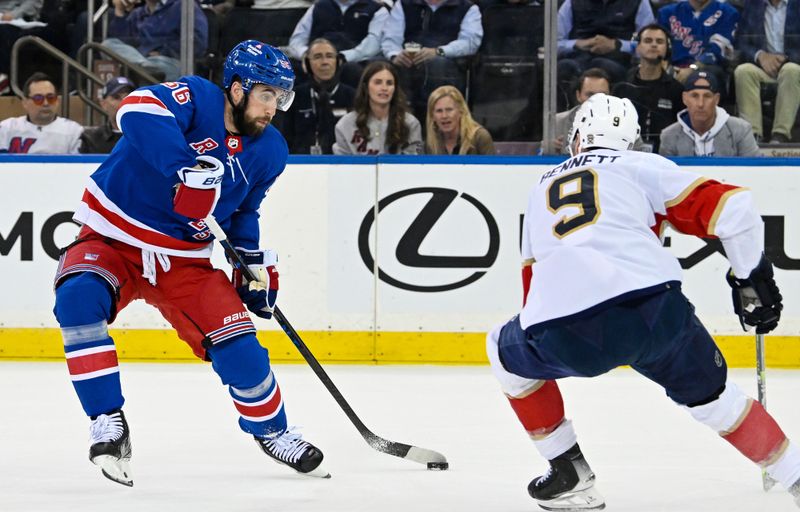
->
<box><xmin>80</xmin><ymin>76</ymin><xmax>137</xmax><ymax>154</ymax></box>
<box><xmin>659</xmin><ymin>70</ymin><xmax>760</xmax><ymax>156</ymax></box>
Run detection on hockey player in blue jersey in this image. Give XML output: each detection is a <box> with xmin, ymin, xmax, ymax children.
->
<box><xmin>52</xmin><ymin>40</ymin><xmax>329</xmax><ymax>485</ymax></box>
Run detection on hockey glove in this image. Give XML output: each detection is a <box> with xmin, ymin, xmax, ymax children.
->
<box><xmin>726</xmin><ymin>254</ymin><xmax>783</xmax><ymax>334</ymax></box>
<box><xmin>173</xmin><ymin>155</ymin><xmax>224</xmax><ymax>219</ymax></box>
<box><xmin>232</xmin><ymin>248</ymin><xmax>279</xmax><ymax>320</ymax></box>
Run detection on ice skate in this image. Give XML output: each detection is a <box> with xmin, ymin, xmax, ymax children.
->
<box><xmin>528</xmin><ymin>443</ymin><xmax>605</xmax><ymax>511</ymax></box>
<box><xmin>254</xmin><ymin>426</ymin><xmax>330</xmax><ymax>478</ymax></box>
<box><xmin>790</xmin><ymin>478</ymin><xmax>800</xmax><ymax>508</ymax></box>
<box><xmin>88</xmin><ymin>409</ymin><xmax>133</xmax><ymax>487</ymax></box>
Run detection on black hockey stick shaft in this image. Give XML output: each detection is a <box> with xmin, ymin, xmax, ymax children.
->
<box><xmin>204</xmin><ymin>215</ymin><xmax>447</xmax><ymax>466</ymax></box>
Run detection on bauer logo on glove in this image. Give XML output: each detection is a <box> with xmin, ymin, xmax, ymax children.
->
<box><xmin>231</xmin><ymin>248</ymin><xmax>279</xmax><ymax>319</ymax></box>
<box><xmin>173</xmin><ymin>155</ymin><xmax>224</xmax><ymax>219</ymax></box>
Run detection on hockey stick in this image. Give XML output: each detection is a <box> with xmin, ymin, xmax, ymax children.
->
<box><xmin>204</xmin><ymin>214</ymin><xmax>449</xmax><ymax>470</ymax></box>
<box><xmin>756</xmin><ymin>332</ymin><xmax>777</xmax><ymax>491</ymax></box>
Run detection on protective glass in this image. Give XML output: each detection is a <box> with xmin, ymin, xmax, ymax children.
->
<box><xmin>252</xmin><ymin>86</ymin><xmax>295</xmax><ymax>112</ymax></box>
<box><xmin>274</xmin><ymin>88</ymin><xmax>295</xmax><ymax>112</ymax></box>
<box><xmin>28</xmin><ymin>93</ymin><xmax>58</xmax><ymax>106</ymax></box>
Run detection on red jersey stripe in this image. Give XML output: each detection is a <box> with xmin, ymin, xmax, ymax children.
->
<box><xmin>120</xmin><ymin>93</ymin><xmax>168</xmax><ymax>111</ymax></box>
<box><xmin>82</xmin><ymin>189</ymin><xmax>208</xmax><ymax>251</ymax></box>
<box><xmin>663</xmin><ymin>179</ymin><xmax>742</xmax><ymax>238</ymax></box>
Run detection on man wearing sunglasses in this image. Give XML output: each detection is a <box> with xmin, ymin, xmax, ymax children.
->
<box><xmin>0</xmin><ymin>72</ymin><xmax>83</xmax><ymax>153</ymax></box>
<box><xmin>53</xmin><ymin>40</ymin><xmax>329</xmax><ymax>488</ymax></box>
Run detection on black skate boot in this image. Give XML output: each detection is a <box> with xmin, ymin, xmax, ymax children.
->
<box><xmin>254</xmin><ymin>426</ymin><xmax>330</xmax><ymax>478</ymax></box>
<box><xmin>528</xmin><ymin>443</ymin><xmax>605</xmax><ymax>511</ymax></box>
<box><xmin>88</xmin><ymin>409</ymin><xmax>133</xmax><ymax>487</ymax></box>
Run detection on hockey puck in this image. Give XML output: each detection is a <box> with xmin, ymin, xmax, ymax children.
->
<box><xmin>427</xmin><ymin>462</ymin><xmax>449</xmax><ymax>471</ymax></box>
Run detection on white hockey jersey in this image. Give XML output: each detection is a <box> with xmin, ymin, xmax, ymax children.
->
<box><xmin>0</xmin><ymin>115</ymin><xmax>83</xmax><ymax>154</ymax></box>
<box><xmin>519</xmin><ymin>149</ymin><xmax>764</xmax><ymax>330</ymax></box>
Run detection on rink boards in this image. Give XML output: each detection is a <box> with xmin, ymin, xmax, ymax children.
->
<box><xmin>1</xmin><ymin>154</ymin><xmax>799</xmax><ymax>367</ymax></box>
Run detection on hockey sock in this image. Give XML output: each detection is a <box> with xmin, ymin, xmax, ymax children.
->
<box><xmin>208</xmin><ymin>334</ymin><xmax>287</xmax><ymax>437</ymax></box>
<box><xmin>765</xmin><ymin>441</ymin><xmax>800</xmax><ymax>490</ymax></box>
<box><xmin>686</xmin><ymin>382</ymin><xmax>788</xmax><ymax>467</ymax></box>
<box><xmin>506</xmin><ymin>380</ymin><xmax>577</xmax><ymax>460</ymax></box>
<box><xmin>722</xmin><ymin>400</ymin><xmax>787</xmax><ymax>465</ymax></box>
<box><xmin>54</xmin><ymin>273</ymin><xmax>123</xmax><ymax>417</ymax></box>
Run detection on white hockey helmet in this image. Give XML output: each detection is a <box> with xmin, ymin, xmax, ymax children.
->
<box><xmin>568</xmin><ymin>93</ymin><xmax>640</xmax><ymax>155</ymax></box>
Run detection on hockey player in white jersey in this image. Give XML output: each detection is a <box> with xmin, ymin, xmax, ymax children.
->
<box><xmin>487</xmin><ymin>93</ymin><xmax>797</xmax><ymax>511</ymax></box>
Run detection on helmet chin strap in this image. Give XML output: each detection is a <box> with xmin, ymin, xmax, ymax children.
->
<box><xmin>568</xmin><ymin>132</ymin><xmax>581</xmax><ymax>157</ymax></box>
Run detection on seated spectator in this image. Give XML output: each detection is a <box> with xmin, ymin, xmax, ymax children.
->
<box><xmin>333</xmin><ymin>61</ymin><xmax>422</xmax><ymax>154</ymax></box>
<box><xmin>79</xmin><ymin>76</ymin><xmax>136</xmax><ymax>154</ymax></box>
<box><xmin>553</xmin><ymin>68</ymin><xmax>610</xmax><ymax>154</ymax></box>
<box><xmin>286</xmin><ymin>0</ymin><xmax>389</xmax><ymax>87</ymax></box>
<box><xmin>103</xmin><ymin>0</ymin><xmax>208</xmax><ymax>81</ymax></box>
<box><xmin>734</xmin><ymin>0</ymin><xmax>800</xmax><ymax>144</ymax></box>
<box><xmin>613</xmin><ymin>23</ymin><xmax>684</xmax><ymax>153</ymax></box>
<box><xmin>659</xmin><ymin>70</ymin><xmax>760</xmax><ymax>156</ymax></box>
<box><xmin>211</xmin><ymin>0</ymin><xmax>312</xmax><ymax>18</ymax></box>
<box><xmin>425</xmin><ymin>85</ymin><xmax>494</xmax><ymax>154</ymax></box>
<box><xmin>657</xmin><ymin>0</ymin><xmax>738</xmax><ymax>88</ymax></box>
<box><xmin>556</xmin><ymin>0</ymin><xmax>654</xmax><ymax>100</ymax></box>
<box><xmin>381</xmin><ymin>0</ymin><xmax>482</xmax><ymax>124</ymax></box>
<box><xmin>0</xmin><ymin>72</ymin><xmax>82</xmax><ymax>153</ymax></box>
<box><xmin>283</xmin><ymin>38</ymin><xmax>355</xmax><ymax>154</ymax></box>
<box><xmin>0</xmin><ymin>0</ymin><xmax>45</xmax><ymax>92</ymax></box>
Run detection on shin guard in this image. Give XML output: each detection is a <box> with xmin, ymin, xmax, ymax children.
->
<box><xmin>208</xmin><ymin>334</ymin><xmax>287</xmax><ymax>436</ymax></box>
<box><xmin>722</xmin><ymin>400</ymin><xmax>787</xmax><ymax>466</ymax></box>
<box><xmin>508</xmin><ymin>380</ymin><xmax>565</xmax><ymax>437</ymax></box>
<box><xmin>54</xmin><ymin>273</ymin><xmax>123</xmax><ymax>417</ymax></box>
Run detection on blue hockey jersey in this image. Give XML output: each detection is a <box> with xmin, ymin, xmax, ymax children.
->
<box><xmin>657</xmin><ymin>0</ymin><xmax>739</xmax><ymax>67</ymax></box>
<box><xmin>73</xmin><ymin>76</ymin><xmax>288</xmax><ymax>257</ymax></box>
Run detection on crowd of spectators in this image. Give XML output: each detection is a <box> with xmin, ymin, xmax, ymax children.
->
<box><xmin>0</xmin><ymin>0</ymin><xmax>799</xmax><ymax>156</ymax></box>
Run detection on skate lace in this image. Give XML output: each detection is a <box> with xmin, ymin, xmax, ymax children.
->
<box><xmin>89</xmin><ymin>413</ymin><xmax>125</xmax><ymax>444</ymax></box>
<box><xmin>536</xmin><ymin>465</ymin><xmax>555</xmax><ymax>487</ymax></box>
<box><xmin>263</xmin><ymin>426</ymin><xmax>310</xmax><ymax>464</ymax></box>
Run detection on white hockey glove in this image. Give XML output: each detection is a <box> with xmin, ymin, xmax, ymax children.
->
<box><xmin>173</xmin><ymin>155</ymin><xmax>224</xmax><ymax>219</ymax></box>
<box><xmin>232</xmin><ymin>248</ymin><xmax>279</xmax><ymax>320</ymax></box>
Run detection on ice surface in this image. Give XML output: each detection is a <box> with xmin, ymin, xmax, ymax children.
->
<box><xmin>1</xmin><ymin>363</ymin><xmax>798</xmax><ymax>512</ymax></box>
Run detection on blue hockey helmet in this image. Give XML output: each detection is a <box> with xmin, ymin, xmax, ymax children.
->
<box><xmin>223</xmin><ymin>40</ymin><xmax>295</xmax><ymax>111</ymax></box>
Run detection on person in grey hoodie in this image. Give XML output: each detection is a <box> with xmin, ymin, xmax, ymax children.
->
<box><xmin>659</xmin><ymin>70</ymin><xmax>760</xmax><ymax>157</ymax></box>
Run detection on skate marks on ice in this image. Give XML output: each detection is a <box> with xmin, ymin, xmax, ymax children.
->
<box><xmin>0</xmin><ymin>363</ymin><xmax>798</xmax><ymax>512</ymax></box>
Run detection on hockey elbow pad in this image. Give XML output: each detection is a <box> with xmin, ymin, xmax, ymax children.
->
<box><xmin>173</xmin><ymin>155</ymin><xmax>224</xmax><ymax>219</ymax></box>
<box><xmin>726</xmin><ymin>254</ymin><xmax>783</xmax><ymax>334</ymax></box>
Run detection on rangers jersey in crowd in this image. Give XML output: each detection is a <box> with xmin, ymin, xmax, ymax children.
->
<box><xmin>0</xmin><ymin>115</ymin><xmax>83</xmax><ymax>154</ymax></box>
<box><xmin>519</xmin><ymin>149</ymin><xmax>763</xmax><ymax>331</ymax></box>
<box><xmin>73</xmin><ymin>75</ymin><xmax>288</xmax><ymax>257</ymax></box>
<box><xmin>657</xmin><ymin>0</ymin><xmax>739</xmax><ymax>66</ymax></box>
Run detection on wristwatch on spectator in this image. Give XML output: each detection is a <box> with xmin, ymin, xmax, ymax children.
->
<box><xmin>436</xmin><ymin>47</ymin><xmax>445</xmax><ymax>57</ymax></box>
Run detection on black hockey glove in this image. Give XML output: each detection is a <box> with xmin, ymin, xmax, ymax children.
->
<box><xmin>726</xmin><ymin>254</ymin><xmax>783</xmax><ymax>334</ymax></box>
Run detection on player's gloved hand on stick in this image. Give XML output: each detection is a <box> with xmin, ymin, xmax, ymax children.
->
<box><xmin>726</xmin><ymin>254</ymin><xmax>783</xmax><ymax>334</ymax></box>
<box><xmin>173</xmin><ymin>155</ymin><xmax>224</xmax><ymax>219</ymax></box>
<box><xmin>232</xmin><ymin>248</ymin><xmax>279</xmax><ymax>319</ymax></box>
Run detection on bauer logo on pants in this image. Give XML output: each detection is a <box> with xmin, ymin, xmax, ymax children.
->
<box><xmin>357</xmin><ymin>187</ymin><xmax>500</xmax><ymax>292</ymax></box>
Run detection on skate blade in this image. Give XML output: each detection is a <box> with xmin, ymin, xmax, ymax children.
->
<box><xmin>299</xmin><ymin>464</ymin><xmax>331</xmax><ymax>479</ymax></box>
<box><xmin>536</xmin><ymin>488</ymin><xmax>605</xmax><ymax>511</ymax></box>
<box><xmin>92</xmin><ymin>454</ymin><xmax>133</xmax><ymax>487</ymax></box>
<box><xmin>762</xmin><ymin>470</ymin><xmax>777</xmax><ymax>491</ymax></box>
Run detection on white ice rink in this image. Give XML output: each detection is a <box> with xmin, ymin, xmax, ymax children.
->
<box><xmin>2</xmin><ymin>362</ymin><xmax>799</xmax><ymax>512</ymax></box>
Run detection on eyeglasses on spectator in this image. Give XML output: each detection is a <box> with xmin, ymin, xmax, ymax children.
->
<box><xmin>28</xmin><ymin>93</ymin><xmax>58</xmax><ymax>105</ymax></box>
